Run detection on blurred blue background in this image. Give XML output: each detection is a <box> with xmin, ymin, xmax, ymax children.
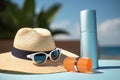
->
<box><xmin>12</xmin><ymin>0</ymin><xmax>120</xmax><ymax>46</ymax></box>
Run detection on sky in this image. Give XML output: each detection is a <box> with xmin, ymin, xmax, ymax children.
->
<box><xmin>12</xmin><ymin>0</ymin><xmax>120</xmax><ymax>46</ymax></box>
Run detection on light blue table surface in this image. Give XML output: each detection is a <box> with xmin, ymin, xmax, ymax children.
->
<box><xmin>0</xmin><ymin>60</ymin><xmax>120</xmax><ymax>80</ymax></box>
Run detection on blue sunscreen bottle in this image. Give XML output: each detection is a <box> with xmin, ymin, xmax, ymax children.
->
<box><xmin>80</xmin><ymin>9</ymin><xmax>98</xmax><ymax>69</ymax></box>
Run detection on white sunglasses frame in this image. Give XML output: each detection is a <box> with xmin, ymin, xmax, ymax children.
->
<box><xmin>27</xmin><ymin>48</ymin><xmax>61</xmax><ymax>64</ymax></box>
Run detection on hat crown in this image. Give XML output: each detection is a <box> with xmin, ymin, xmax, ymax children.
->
<box><xmin>14</xmin><ymin>28</ymin><xmax>56</xmax><ymax>51</ymax></box>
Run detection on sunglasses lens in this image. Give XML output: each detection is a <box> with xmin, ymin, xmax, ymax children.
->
<box><xmin>51</xmin><ymin>50</ymin><xmax>60</xmax><ymax>60</ymax></box>
<box><xmin>34</xmin><ymin>54</ymin><xmax>46</xmax><ymax>63</ymax></box>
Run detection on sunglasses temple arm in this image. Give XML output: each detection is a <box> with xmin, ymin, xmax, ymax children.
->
<box><xmin>27</xmin><ymin>55</ymin><xmax>31</xmax><ymax>58</ymax></box>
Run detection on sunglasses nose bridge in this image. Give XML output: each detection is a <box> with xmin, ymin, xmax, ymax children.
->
<box><xmin>46</xmin><ymin>52</ymin><xmax>52</xmax><ymax>60</ymax></box>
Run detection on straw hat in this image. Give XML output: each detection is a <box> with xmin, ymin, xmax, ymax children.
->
<box><xmin>0</xmin><ymin>28</ymin><xmax>78</xmax><ymax>74</ymax></box>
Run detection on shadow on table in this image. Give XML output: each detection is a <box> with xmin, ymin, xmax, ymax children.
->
<box><xmin>98</xmin><ymin>66</ymin><xmax>120</xmax><ymax>69</ymax></box>
<box><xmin>86</xmin><ymin>70</ymin><xmax>103</xmax><ymax>74</ymax></box>
<box><xmin>0</xmin><ymin>69</ymin><xmax>32</xmax><ymax>75</ymax></box>
<box><xmin>87</xmin><ymin>66</ymin><xmax>120</xmax><ymax>74</ymax></box>
<box><xmin>0</xmin><ymin>69</ymin><xmax>65</xmax><ymax>75</ymax></box>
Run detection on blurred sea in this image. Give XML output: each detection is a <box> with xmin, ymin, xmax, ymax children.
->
<box><xmin>100</xmin><ymin>46</ymin><xmax>120</xmax><ymax>59</ymax></box>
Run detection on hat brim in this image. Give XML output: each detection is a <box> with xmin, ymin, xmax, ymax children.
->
<box><xmin>0</xmin><ymin>48</ymin><xmax>78</xmax><ymax>74</ymax></box>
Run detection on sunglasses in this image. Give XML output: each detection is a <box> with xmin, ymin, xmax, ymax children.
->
<box><xmin>27</xmin><ymin>48</ymin><xmax>61</xmax><ymax>64</ymax></box>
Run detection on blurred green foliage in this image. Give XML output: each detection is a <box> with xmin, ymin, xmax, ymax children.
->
<box><xmin>0</xmin><ymin>0</ymin><xmax>69</xmax><ymax>39</ymax></box>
